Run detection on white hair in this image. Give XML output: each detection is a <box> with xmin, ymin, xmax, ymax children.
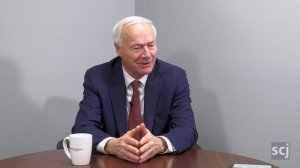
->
<box><xmin>112</xmin><ymin>16</ymin><xmax>157</xmax><ymax>46</ymax></box>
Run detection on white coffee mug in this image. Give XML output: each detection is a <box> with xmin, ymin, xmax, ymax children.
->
<box><xmin>63</xmin><ymin>133</ymin><xmax>92</xmax><ymax>165</ymax></box>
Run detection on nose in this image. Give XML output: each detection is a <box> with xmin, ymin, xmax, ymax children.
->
<box><xmin>142</xmin><ymin>46</ymin><xmax>151</xmax><ymax>57</ymax></box>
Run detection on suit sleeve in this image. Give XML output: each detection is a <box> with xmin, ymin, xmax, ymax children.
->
<box><xmin>162</xmin><ymin>69</ymin><xmax>198</xmax><ymax>153</ymax></box>
<box><xmin>71</xmin><ymin>69</ymin><xmax>110</xmax><ymax>152</ymax></box>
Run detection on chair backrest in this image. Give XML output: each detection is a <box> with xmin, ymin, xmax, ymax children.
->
<box><xmin>56</xmin><ymin>139</ymin><xmax>64</xmax><ymax>149</ymax></box>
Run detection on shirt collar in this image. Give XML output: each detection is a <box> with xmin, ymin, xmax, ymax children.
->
<box><xmin>122</xmin><ymin>66</ymin><xmax>148</xmax><ymax>88</ymax></box>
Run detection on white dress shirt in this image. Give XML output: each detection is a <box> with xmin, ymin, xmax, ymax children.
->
<box><xmin>96</xmin><ymin>67</ymin><xmax>175</xmax><ymax>154</ymax></box>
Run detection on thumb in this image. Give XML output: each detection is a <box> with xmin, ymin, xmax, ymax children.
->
<box><xmin>139</xmin><ymin>123</ymin><xmax>149</xmax><ymax>136</ymax></box>
<box><xmin>127</xmin><ymin>125</ymin><xmax>141</xmax><ymax>137</ymax></box>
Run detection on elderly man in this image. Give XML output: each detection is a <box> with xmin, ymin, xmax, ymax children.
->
<box><xmin>72</xmin><ymin>16</ymin><xmax>198</xmax><ymax>163</ymax></box>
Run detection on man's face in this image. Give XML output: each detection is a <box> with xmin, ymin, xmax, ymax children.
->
<box><xmin>115</xmin><ymin>23</ymin><xmax>157</xmax><ymax>79</ymax></box>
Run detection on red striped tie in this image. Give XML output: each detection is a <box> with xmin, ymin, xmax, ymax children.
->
<box><xmin>128</xmin><ymin>80</ymin><xmax>143</xmax><ymax>140</ymax></box>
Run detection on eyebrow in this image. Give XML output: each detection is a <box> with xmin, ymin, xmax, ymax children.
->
<box><xmin>132</xmin><ymin>41</ymin><xmax>156</xmax><ymax>46</ymax></box>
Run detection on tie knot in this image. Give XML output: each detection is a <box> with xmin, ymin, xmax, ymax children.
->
<box><xmin>131</xmin><ymin>80</ymin><xmax>140</xmax><ymax>91</ymax></box>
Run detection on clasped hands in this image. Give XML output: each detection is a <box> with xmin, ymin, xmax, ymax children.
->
<box><xmin>104</xmin><ymin>123</ymin><xmax>167</xmax><ymax>163</ymax></box>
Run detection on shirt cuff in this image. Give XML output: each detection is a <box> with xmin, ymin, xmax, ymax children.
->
<box><xmin>96</xmin><ymin>137</ymin><xmax>113</xmax><ymax>154</ymax></box>
<box><xmin>158</xmin><ymin>136</ymin><xmax>176</xmax><ymax>154</ymax></box>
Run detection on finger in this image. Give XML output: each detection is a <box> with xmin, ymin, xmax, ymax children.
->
<box><xmin>139</xmin><ymin>123</ymin><xmax>148</xmax><ymax>136</ymax></box>
<box><xmin>118</xmin><ymin>151</ymin><xmax>140</xmax><ymax>163</ymax></box>
<box><xmin>127</xmin><ymin>125</ymin><xmax>142</xmax><ymax>142</ymax></box>
<box><xmin>127</xmin><ymin>125</ymin><xmax>141</xmax><ymax>137</ymax></box>
<box><xmin>125</xmin><ymin>128</ymin><xmax>140</xmax><ymax>146</ymax></box>
<box><xmin>117</xmin><ymin>143</ymin><xmax>139</xmax><ymax>156</ymax></box>
<box><xmin>139</xmin><ymin>139</ymin><xmax>153</xmax><ymax>154</ymax></box>
<box><xmin>139</xmin><ymin>148</ymin><xmax>156</xmax><ymax>163</ymax></box>
<box><xmin>124</xmin><ymin>141</ymin><xmax>140</xmax><ymax>154</ymax></box>
<box><xmin>119</xmin><ymin>135</ymin><xmax>141</xmax><ymax>153</ymax></box>
<box><xmin>111</xmin><ymin>135</ymin><xmax>140</xmax><ymax>154</ymax></box>
<box><xmin>106</xmin><ymin>136</ymin><xmax>141</xmax><ymax>162</ymax></box>
<box><xmin>139</xmin><ymin>130</ymin><xmax>152</xmax><ymax>146</ymax></box>
<box><xmin>115</xmin><ymin>142</ymin><xmax>140</xmax><ymax>162</ymax></box>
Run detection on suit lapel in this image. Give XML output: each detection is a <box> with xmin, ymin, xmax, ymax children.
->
<box><xmin>109</xmin><ymin>58</ymin><xmax>127</xmax><ymax>136</ymax></box>
<box><xmin>144</xmin><ymin>62</ymin><xmax>161</xmax><ymax>132</ymax></box>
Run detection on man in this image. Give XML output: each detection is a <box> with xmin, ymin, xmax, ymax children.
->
<box><xmin>72</xmin><ymin>16</ymin><xmax>198</xmax><ymax>163</ymax></box>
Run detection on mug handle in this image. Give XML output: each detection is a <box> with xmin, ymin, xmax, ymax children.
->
<box><xmin>63</xmin><ymin>137</ymin><xmax>71</xmax><ymax>159</ymax></box>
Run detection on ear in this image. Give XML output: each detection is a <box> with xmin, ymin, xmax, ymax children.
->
<box><xmin>114</xmin><ymin>43</ymin><xmax>121</xmax><ymax>56</ymax></box>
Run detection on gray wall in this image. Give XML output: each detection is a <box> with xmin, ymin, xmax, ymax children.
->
<box><xmin>136</xmin><ymin>0</ymin><xmax>300</xmax><ymax>168</ymax></box>
<box><xmin>1</xmin><ymin>1</ymin><xmax>299</xmax><ymax>167</ymax></box>
<box><xmin>0</xmin><ymin>0</ymin><xmax>134</xmax><ymax>159</ymax></box>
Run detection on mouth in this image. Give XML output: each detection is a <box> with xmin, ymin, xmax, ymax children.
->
<box><xmin>138</xmin><ymin>62</ymin><xmax>151</xmax><ymax>66</ymax></box>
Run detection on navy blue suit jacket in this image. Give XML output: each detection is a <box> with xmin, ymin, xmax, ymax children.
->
<box><xmin>72</xmin><ymin>57</ymin><xmax>198</xmax><ymax>153</ymax></box>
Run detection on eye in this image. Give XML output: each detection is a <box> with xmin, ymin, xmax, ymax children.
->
<box><xmin>148</xmin><ymin>44</ymin><xmax>156</xmax><ymax>49</ymax></box>
<box><xmin>130</xmin><ymin>45</ymin><xmax>142</xmax><ymax>52</ymax></box>
<box><xmin>131</xmin><ymin>46</ymin><xmax>142</xmax><ymax>53</ymax></box>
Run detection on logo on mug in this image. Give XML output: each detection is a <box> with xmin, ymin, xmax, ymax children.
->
<box><xmin>70</xmin><ymin>147</ymin><xmax>83</xmax><ymax>152</ymax></box>
<box><xmin>271</xmin><ymin>142</ymin><xmax>290</xmax><ymax>160</ymax></box>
